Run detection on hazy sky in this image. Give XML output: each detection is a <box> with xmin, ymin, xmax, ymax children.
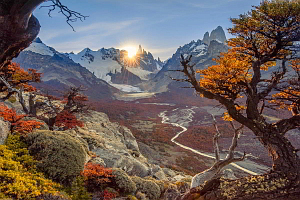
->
<box><xmin>34</xmin><ymin>0</ymin><xmax>261</xmax><ymax>60</ymax></box>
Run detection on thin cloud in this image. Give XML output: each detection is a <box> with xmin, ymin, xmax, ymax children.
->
<box><xmin>39</xmin><ymin>18</ymin><xmax>143</xmax><ymax>43</ymax></box>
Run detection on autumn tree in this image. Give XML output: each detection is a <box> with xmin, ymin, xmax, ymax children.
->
<box><xmin>177</xmin><ymin>0</ymin><xmax>300</xmax><ymax>199</ymax></box>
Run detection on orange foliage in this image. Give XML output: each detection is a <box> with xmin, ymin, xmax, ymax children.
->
<box><xmin>0</xmin><ymin>103</ymin><xmax>43</xmax><ymax>135</ymax></box>
<box><xmin>0</xmin><ymin>103</ymin><xmax>25</xmax><ymax>122</ymax></box>
<box><xmin>54</xmin><ymin>110</ymin><xmax>84</xmax><ymax>130</ymax></box>
<box><xmin>13</xmin><ymin>120</ymin><xmax>43</xmax><ymax>135</ymax></box>
<box><xmin>0</xmin><ymin>62</ymin><xmax>41</xmax><ymax>93</ymax></box>
<box><xmin>80</xmin><ymin>163</ymin><xmax>113</xmax><ymax>191</ymax></box>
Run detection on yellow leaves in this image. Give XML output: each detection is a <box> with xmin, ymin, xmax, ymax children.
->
<box><xmin>270</xmin><ymin>89</ymin><xmax>300</xmax><ymax>110</ymax></box>
<box><xmin>260</xmin><ymin>61</ymin><xmax>276</xmax><ymax>71</ymax></box>
<box><xmin>0</xmin><ymin>138</ymin><xmax>62</xmax><ymax>199</ymax></box>
<box><xmin>291</xmin><ymin>58</ymin><xmax>300</xmax><ymax>71</ymax></box>
<box><xmin>222</xmin><ymin>105</ymin><xmax>246</xmax><ymax>121</ymax></box>
<box><xmin>223</xmin><ymin>112</ymin><xmax>233</xmax><ymax>121</ymax></box>
<box><xmin>197</xmin><ymin>49</ymin><xmax>252</xmax><ymax>99</ymax></box>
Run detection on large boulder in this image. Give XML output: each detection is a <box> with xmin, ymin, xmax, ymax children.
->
<box><xmin>78</xmin><ymin>111</ymin><xmax>150</xmax><ymax>177</ymax></box>
<box><xmin>0</xmin><ymin>118</ymin><xmax>10</xmax><ymax>145</ymax></box>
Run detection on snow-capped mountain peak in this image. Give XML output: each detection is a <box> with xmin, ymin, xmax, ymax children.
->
<box><xmin>24</xmin><ymin>37</ymin><xmax>56</xmax><ymax>56</ymax></box>
<box><xmin>66</xmin><ymin>45</ymin><xmax>163</xmax><ymax>84</ymax></box>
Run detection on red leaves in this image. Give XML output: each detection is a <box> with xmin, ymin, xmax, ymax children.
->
<box><xmin>13</xmin><ymin>120</ymin><xmax>43</xmax><ymax>135</ymax></box>
<box><xmin>54</xmin><ymin>110</ymin><xmax>83</xmax><ymax>130</ymax></box>
<box><xmin>0</xmin><ymin>62</ymin><xmax>41</xmax><ymax>93</ymax></box>
<box><xmin>81</xmin><ymin>163</ymin><xmax>114</xmax><ymax>192</ymax></box>
<box><xmin>0</xmin><ymin>103</ymin><xmax>43</xmax><ymax>135</ymax></box>
<box><xmin>0</xmin><ymin>103</ymin><xmax>25</xmax><ymax>122</ymax></box>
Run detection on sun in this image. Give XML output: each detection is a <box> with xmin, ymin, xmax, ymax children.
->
<box><xmin>123</xmin><ymin>46</ymin><xmax>137</xmax><ymax>58</ymax></box>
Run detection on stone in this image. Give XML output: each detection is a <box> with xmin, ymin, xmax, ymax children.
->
<box><xmin>163</xmin><ymin>168</ymin><xmax>177</xmax><ymax>178</ymax></box>
<box><xmin>210</xmin><ymin>26</ymin><xmax>226</xmax><ymax>43</ymax></box>
<box><xmin>0</xmin><ymin>118</ymin><xmax>10</xmax><ymax>145</ymax></box>
<box><xmin>77</xmin><ymin>111</ymin><xmax>151</xmax><ymax>178</ymax></box>
<box><xmin>222</xmin><ymin>169</ymin><xmax>237</xmax><ymax>180</ymax></box>
<box><xmin>163</xmin><ymin>187</ymin><xmax>180</xmax><ymax>200</ymax></box>
<box><xmin>89</xmin><ymin>157</ymin><xmax>106</xmax><ymax>167</ymax></box>
<box><xmin>202</xmin><ymin>31</ymin><xmax>210</xmax><ymax>45</ymax></box>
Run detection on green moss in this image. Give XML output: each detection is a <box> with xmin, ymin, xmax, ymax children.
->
<box><xmin>111</xmin><ymin>168</ymin><xmax>137</xmax><ymax>194</ymax></box>
<box><xmin>131</xmin><ymin>176</ymin><xmax>161</xmax><ymax>200</ymax></box>
<box><xmin>144</xmin><ymin>176</ymin><xmax>165</xmax><ymax>194</ymax></box>
<box><xmin>7</xmin><ymin>96</ymin><xmax>16</xmax><ymax>103</ymax></box>
<box><xmin>65</xmin><ymin>176</ymin><xmax>91</xmax><ymax>200</ymax></box>
<box><xmin>25</xmin><ymin>130</ymin><xmax>87</xmax><ymax>186</ymax></box>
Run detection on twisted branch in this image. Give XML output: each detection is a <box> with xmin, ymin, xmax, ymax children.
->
<box><xmin>40</xmin><ymin>0</ymin><xmax>88</xmax><ymax>31</ymax></box>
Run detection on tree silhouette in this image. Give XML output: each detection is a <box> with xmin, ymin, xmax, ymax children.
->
<box><xmin>177</xmin><ymin>1</ymin><xmax>300</xmax><ymax>199</ymax></box>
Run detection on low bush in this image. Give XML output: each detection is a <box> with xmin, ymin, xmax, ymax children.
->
<box><xmin>131</xmin><ymin>176</ymin><xmax>161</xmax><ymax>200</ymax></box>
<box><xmin>0</xmin><ymin>136</ymin><xmax>64</xmax><ymax>199</ymax></box>
<box><xmin>25</xmin><ymin>130</ymin><xmax>87</xmax><ymax>186</ymax></box>
<box><xmin>64</xmin><ymin>176</ymin><xmax>92</xmax><ymax>200</ymax></box>
<box><xmin>80</xmin><ymin>162</ymin><xmax>113</xmax><ymax>192</ymax></box>
<box><xmin>110</xmin><ymin>168</ymin><xmax>136</xmax><ymax>194</ymax></box>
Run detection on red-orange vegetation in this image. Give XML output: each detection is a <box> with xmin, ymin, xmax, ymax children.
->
<box><xmin>81</xmin><ymin>162</ymin><xmax>114</xmax><ymax>191</ymax></box>
<box><xmin>13</xmin><ymin>120</ymin><xmax>43</xmax><ymax>135</ymax></box>
<box><xmin>0</xmin><ymin>62</ymin><xmax>41</xmax><ymax>93</ymax></box>
<box><xmin>54</xmin><ymin>110</ymin><xmax>84</xmax><ymax>130</ymax></box>
<box><xmin>0</xmin><ymin>103</ymin><xmax>43</xmax><ymax>135</ymax></box>
<box><xmin>0</xmin><ymin>103</ymin><xmax>25</xmax><ymax>122</ymax></box>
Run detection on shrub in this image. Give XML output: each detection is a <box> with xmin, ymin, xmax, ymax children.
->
<box><xmin>64</xmin><ymin>176</ymin><xmax>91</xmax><ymax>200</ymax></box>
<box><xmin>145</xmin><ymin>177</ymin><xmax>166</xmax><ymax>194</ymax></box>
<box><xmin>25</xmin><ymin>130</ymin><xmax>87</xmax><ymax>186</ymax></box>
<box><xmin>80</xmin><ymin>162</ymin><xmax>113</xmax><ymax>192</ymax></box>
<box><xmin>0</xmin><ymin>103</ymin><xmax>44</xmax><ymax>135</ymax></box>
<box><xmin>110</xmin><ymin>168</ymin><xmax>136</xmax><ymax>194</ymax></box>
<box><xmin>5</xmin><ymin>134</ymin><xmax>37</xmax><ymax>170</ymax></box>
<box><xmin>131</xmin><ymin>176</ymin><xmax>161</xmax><ymax>200</ymax></box>
<box><xmin>54</xmin><ymin>110</ymin><xmax>84</xmax><ymax>130</ymax></box>
<box><xmin>0</xmin><ymin>142</ymin><xmax>63</xmax><ymax>199</ymax></box>
<box><xmin>127</xmin><ymin>194</ymin><xmax>139</xmax><ymax>200</ymax></box>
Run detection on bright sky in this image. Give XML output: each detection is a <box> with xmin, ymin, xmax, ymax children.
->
<box><xmin>34</xmin><ymin>0</ymin><xmax>261</xmax><ymax>61</ymax></box>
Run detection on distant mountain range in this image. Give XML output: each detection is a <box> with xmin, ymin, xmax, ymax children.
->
<box><xmin>13</xmin><ymin>38</ymin><xmax>118</xmax><ymax>100</ymax></box>
<box><xmin>14</xmin><ymin>26</ymin><xmax>229</xmax><ymax>100</ymax></box>
<box><xmin>140</xmin><ymin>26</ymin><xmax>229</xmax><ymax>93</ymax></box>
<box><xmin>66</xmin><ymin>45</ymin><xmax>163</xmax><ymax>85</ymax></box>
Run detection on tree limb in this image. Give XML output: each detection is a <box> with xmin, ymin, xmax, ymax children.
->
<box><xmin>273</xmin><ymin>115</ymin><xmax>300</xmax><ymax>134</ymax></box>
<box><xmin>212</xmin><ymin>114</ymin><xmax>221</xmax><ymax>162</ymax></box>
<box><xmin>40</xmin><ymin>0</ymin><xmax>88</xmax><ymax>31</ymax></box>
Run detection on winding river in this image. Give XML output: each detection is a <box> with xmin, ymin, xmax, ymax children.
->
<box><xmin>159</xmin><ymin>106</ymin><xmax>270</xmax><ymax>175</ymax></box>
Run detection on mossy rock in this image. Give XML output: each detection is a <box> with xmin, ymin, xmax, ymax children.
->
<box><xmin>131</xmin><ymin>176</ymin><xmax>161</xmax><ymax>200</ymax></box>
<box><xmin>144</xmin><ymin>176</ymin><xmax>166</xmax><ymax>194</ymax></box>
<box><xmin>111</xmin><ymin>168</ymin><xmax>137</xmax><ymax>194</ymax></box>
<box><xmin>25</xmin><ymin>130</ymin><xmax>88</xmax><ymax>186</ymax></box>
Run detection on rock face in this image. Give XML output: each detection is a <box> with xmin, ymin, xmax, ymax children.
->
<box><xmin>78</xmin><ymin>111</ymin><xmax>151</xmax><ymax>177</ymax></box>
<box><xmin>13</xmin><ymin>38</ymin><xmax>117</xmax><ymax>100</ymax></box>
<box><xmin>202</xmin><ymin>31</ymin><xmax>210</xmax><ymax>45</ymax></box>
<box><xmin>210</xmin><ymin>26</ymin><xmax>227</xmax><ymax>43</ymax></box>
<box><xmin>142</xmin><ymin>27</ymin><xmax>229</xmax><ymax>93</ymax></box>
<box><xmin>0</xmin><ymin>118</ymin><xmax>9</xmax><ymax>145</ymax></box>
<box><xmin>202</xmin><ymin>26</ymin><xmax>227</xmax><ymax>45</ymax></box>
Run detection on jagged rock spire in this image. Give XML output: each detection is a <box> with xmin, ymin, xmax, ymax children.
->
<box><xmin>202</xmin><ymin>26</ymin><xmax>227</xmax><ymax>45</ymax></box>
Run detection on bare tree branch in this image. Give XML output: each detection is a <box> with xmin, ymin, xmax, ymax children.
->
<box><xmin>40</xmin><ymin>0</ymin><xmax>88</xmax><ymax>31</ymax></box>
<box><xmin>191</xmin><ymin>118</ymin><xmax>246</xmax><ymax>188</ymax></box>
<box><xmin>212</xmin><ymin>114</ymin><xmax>221</xmax><ymax>162</ymax></box>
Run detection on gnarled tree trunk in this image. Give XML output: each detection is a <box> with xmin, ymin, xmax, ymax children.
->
<box><xmin>0</xmin><ymin>0</ymin><xmax>45</xmax><ymax>69</ymax></box>
<box><xmin>178</xmin><ymin>124</ymin><xmax>300</xmax><ymax>200</ymax></box>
